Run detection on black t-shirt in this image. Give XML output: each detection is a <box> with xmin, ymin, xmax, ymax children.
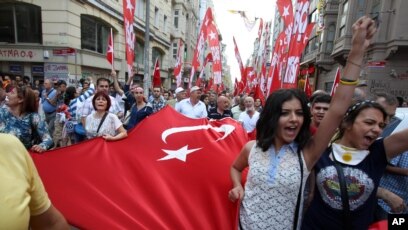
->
<box><xmin>302</xmin><ymin>139</ymin><xmax>388</xmax><ymax>230</ymax></box>
<box><xmin>207</xmin><ymin>107</ymin><xmax>232</xmax><ymax>119</ymax></box>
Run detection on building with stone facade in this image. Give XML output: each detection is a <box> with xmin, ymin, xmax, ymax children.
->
<box><xmin>0</xmin><ymin>0</ymin><xmax>200</xmax><ymax>90</ymax></box>
<box><xmin>272</xmin><ymin>0</ymin><xmax>408</xmax><ymax>100</ymax></box>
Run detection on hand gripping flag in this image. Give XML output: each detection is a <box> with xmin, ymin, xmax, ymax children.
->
<box><xmin>31</xmin><ymin>107</ymin><xmax>248</xmax><ymax>229</ymax></box>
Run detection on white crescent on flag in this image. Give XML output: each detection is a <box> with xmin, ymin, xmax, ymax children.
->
<box><xmin>161</xmin><ymin>124</ymin><xmax>235</xmax><ymax>144</ymax></box>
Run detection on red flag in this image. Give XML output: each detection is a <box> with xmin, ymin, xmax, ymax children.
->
<box><xmin>174</xmin><ymin>39</ymin><xmax>184</xmax><ymax>87</ymax></box>
<box><xmin>153</xmin><ymin>58</ymin><xmax>161</xmax><ymax>87</ymax></box>
<box><xmin>233</xmin><ymin>36</ymin><xmax>244</xmax><ymax>77</ymax></box>
<box><xmin>32</xmin><ymin>107</ymin><xmax>248</xmax><ymax>229</ymax></box>
<box><xmin>233</xmin><ymin>78</ymin><xmax>239</xmax><ymax>96</ymax></box>
<box><xmin>276</xmin><ymin>0</ymin><xmax>294</xmax><ymax>28</ymax></box>
<box><xmin>304</xmin><ymin>74</ymin><xmax>312</xmax><ymax>98</ymax></box>
<box><xmin>190</xmin><ymin>8</ymin><xmax>213</xmax><ymax>89</ymax></box>
<box><xmin>106</xmin><ymin>28</ymin><xmax>114</xmax><ymax>68</ymax></box>
<box><xmin>330</xmin><ymin>67</ymin><xmax>341</xmax><ymax>97</ymax></box>
<box><xmin>207</xmin><ymin>22</ymin><xmax>222</xmax><ymax>85</ymax></box>
<box><xmin>123</xmin><ymin>0</ymin><xmax>136</xmax><ymax>75</ymax></box>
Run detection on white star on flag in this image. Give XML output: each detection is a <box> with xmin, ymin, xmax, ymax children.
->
<box><xmin>158</xmin><ymin>145</ymin><xmax>202</xmax><ymax>162</ymax></box>
<box><xmin>126</xmin><ymin>0</ymin><xmax>134</xmax><ymax>12</ymax></box>
<box><xmin>283</xmin><ymin>6</ymin><xmax>290</xmax><ymax>18</ymax></box>
<box><xmin>107</xmin><ymin>44</ymin><xmax>113</xmax><ymax>53</ymax></box>
<box><xmin>209</xmin><ymin>31</ymin><xmax>217</xmax><ymax>40</ymax></box>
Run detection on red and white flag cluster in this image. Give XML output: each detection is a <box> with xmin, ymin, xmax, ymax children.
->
<box><xmin>189</xmin><ymin>8</ymin><xmax>222</xmax><ymax>93</ymax></box>
<box><xmin>233</xmin><ymin>0</ymin><xmax>315</xmax><ymax>101</ymax></box>
<box><xmin>122</xmin><ymin>0</ymin><xmax>136</xmax><ymax>76</ymax></box>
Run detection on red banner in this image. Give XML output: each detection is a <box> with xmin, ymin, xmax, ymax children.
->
<box><xmin>123</xmin><ymin>0</ymin><xmax>136</xmax><ymax>75</ymax></box>
<box><xmin>32</xmin><ymin>107</ymin><xmax>248</xmax><ymax>229</ymax></box>
<box><xmin>207</xmin><ymin>22</ymin><xmax>222</xmax><ymax>85</ymax></box>
<box><xmin>174</xmin><ymin>39</ymin><xmax>184</xmax><ymax>87</ymax></box>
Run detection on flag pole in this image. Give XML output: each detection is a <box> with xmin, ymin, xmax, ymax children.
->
<box><xmin>110</xmin><ymin>27</ymin><xmax>114</xmax><ymax>71</ymax></box>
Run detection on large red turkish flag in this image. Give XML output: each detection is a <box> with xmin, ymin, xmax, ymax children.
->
<box><xmin>31</xmin><ymin>106</ymin><xmax>248</xmax><ymax>229</ymax></box>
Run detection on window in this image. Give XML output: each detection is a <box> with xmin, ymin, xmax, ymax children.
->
<box><xmin>81</xmin><ymin>15</ymin><xmax>110</xmax><ymax>54</ymax></box>
<box><xmin>357</xmin><ymin>0</ymin><xmax>366</xmax><ymax>18</ymax></box>
<box><xmin>136</xmin><ymin>0</ymin><xmax>146</xmax><ymax>21</ymax></box>
<box><xmin>174</xmin><ymin>10</ymin><xmax>179</xmax><ymax>28</ymax></box>
<box><xmin>339</xmin><ymin>0</ymin><xmax>348</xmax><ymax>37</ymax></box>
<box><xmin>163</xmin><ymin>15</ymin><xmax>167</xmax><ymax>33</ymax></box>
<box><xmin>0</xmin><ymin>3</ymin><xmax>42</xmax><ymax>43</ymax></box>
<box><xmin>135</xmin><ymin>39</ymin><xmax>144</xmax><ymax>65</ymax></box>
<box><xmin>326</xmin><ymin>24</ymin><xmax>335</xmax><ymax>53</ymax></box>
<box><xmin>172</xmin><ymin>42</ymin><xmax>178</xmax><ymax>59</ymax></box>
<box><xmin>154</xmin><ymin>7</ymin><xmax>159</xmax><ymax>27</ymax></box>
<box><xmin>152</xmin><ymin>47</ymin><xmax>163</xmax><ymax>66</ymax></box>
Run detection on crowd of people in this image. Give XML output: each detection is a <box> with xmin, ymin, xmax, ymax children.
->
<box><xmin>0</xmin><ymin>16</ymin><xmax>407</xmax><ymax>229</ymax></box>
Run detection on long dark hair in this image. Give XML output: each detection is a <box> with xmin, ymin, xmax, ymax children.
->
<box><xmin>256</xmin><ymin>88</ymin><xmax>311</xmax><ymax>152</ymax></box>
<box><xmin>332</xmin><ymin>100</ymin><xmax>387</xmax><ymax>142</ymax></box>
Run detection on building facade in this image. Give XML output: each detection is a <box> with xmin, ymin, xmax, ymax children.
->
<box><xmin>0</xmin><ymin>0</ymin><xmax>200</xmax><ymax>90</ymax></box>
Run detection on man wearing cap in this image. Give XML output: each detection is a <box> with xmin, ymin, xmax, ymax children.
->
<box><xmin>168</xmin><ymin>87</ymin><xmax>186</xmax><ymax>108</ymax></box>
<box><xmin>175</xmin><ymin>86</ymin><xmax>207</xmax><ymax>119</ymax></box>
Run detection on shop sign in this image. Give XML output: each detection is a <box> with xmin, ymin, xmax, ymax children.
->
<box><xmin>53</xmin><ymin>48</ymin><xmax>76</xmax><ymax>56</ymax></box>
<box><xmin>9</xmin><ymin>65</ymin><xmax>23</xmax><ymax>73</ymax></box>
<box><xmin>32</xmin><ymin>66</ymin><xmax>44</xmax><ymax>74</ymax></box>
<box><xmin>0</xmin><ymin>48</ymin><xmax>38</xmax><ymax>60</ymax></box>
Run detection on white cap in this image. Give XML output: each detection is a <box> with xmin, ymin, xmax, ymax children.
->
<box><xmin>190</xmin><ymin>86</ymin><xmax>201</xmax><ymax>93</ymax></box>
<box><xmin>175</xmin><ymin>87</ymin><xmax>185</xmax><ymax>94</ymax></box>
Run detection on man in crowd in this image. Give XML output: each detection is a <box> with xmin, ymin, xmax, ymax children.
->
<box><xmin>375</xmin><ymin>93</ymin><xmax>408</xmax><ymax>218</ymax></box>
<box><xmin>231</xmin><ymin>96</ymin><xmax>246</xmax><ymax>120</ymax></box>
<box><xmin>53</xmin><ymin>80</ymin><xmax>68</xmax><ymax>147</ymax></box>
<box><xmin>149</xmin><ymin>86</ymin><xmax>167</xmax><ymax>113</ymax></box>
<box><xmin>41</xmin><ymin>79</ymin><xmax>58</xmax><ymax>136</ymax></box>
<box><xmin>207</xmin><ymin>91</ymin><xmax>217</xmax><ymax>111</ymax></box>
<box><xmin>80</xmin><ymin>77</ymin><xmax>123</xmax><ymax>126</ymax></box>
<box><xmin>167</xmin><ymin>87</ymin><xmax>186</xmax><ymax>108</ymax></box>
<box><xmin>208</xmin><ymin>96</ymin><xmax>233</xmax><ymax>119</ymax></box>
<box><xmin>238</xmin><ymin>96</ymin><xmax>259</xmax><ymax>133</ymax></box>
<box><xmin>175</xmin><ymin>86</ymin><xmax>207</xmax><ymax>119</ymax></box>
<box><xmin>309</xmin><ymin>94</ymin><xmax>331</xmax><ymax>134</ymax></box>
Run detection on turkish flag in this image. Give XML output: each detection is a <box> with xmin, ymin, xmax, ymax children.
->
<box><xmin>106</xmin><ymin>28</ymin><xmax>114</xmax><ymax>68</ymax></box>
<box><xmin>330</xmin><ymin>67</ymin><xmax>341</xmax><ymax>97</ymax></box>
<box><xmin>31</xmin><ymin>107</ymin><xmax>248</xmax><ymax>229</ymax></box>
<box><xmin>304</xmin><ymin>74</ymin><xmax>312</xmax><ymax>98</ymax></box>
<box><xmin>153</xmin><ymin>58</ymin><xmax>161</xmax><ymax>87</ymax></box>
<box><xmin>173</xmin><ymin>39</ymin><xmax>183</xmax><ymax>87</ymax></box>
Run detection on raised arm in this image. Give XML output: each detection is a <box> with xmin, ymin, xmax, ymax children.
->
<box><xmin>303</xmin><ymin>16</ymin><xmax>377</xmax><ymax>170</ymax></box>
<box><xmin>384</xmin><ymin>131</ymin><xmax>408</xmax><ymax>160</ymax></box>
<box><xmin>111</xmin><ymin>70</ymin><xmax>124</xmax><ymax>96</ymax></box>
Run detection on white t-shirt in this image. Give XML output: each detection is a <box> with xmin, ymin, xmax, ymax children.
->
<box><xmin>239</xmin><ymin>110</ymin><xmax>260</xmax><ymax>132</ymax></box>
<box><xmin>85</xmin><ymin>112</ymin><xmax>123</xmax><ymax>138</ymax></box>
<box><xmin>175</xmin><ymin>98</ymin><xmax>208</xmax><ymax>119</ymax></box>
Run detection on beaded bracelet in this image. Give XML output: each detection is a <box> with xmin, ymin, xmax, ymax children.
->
<box><xmin>347</xmin><ymin>59</ymin><xmax>362</xmax><ymax>68</ymax></box>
